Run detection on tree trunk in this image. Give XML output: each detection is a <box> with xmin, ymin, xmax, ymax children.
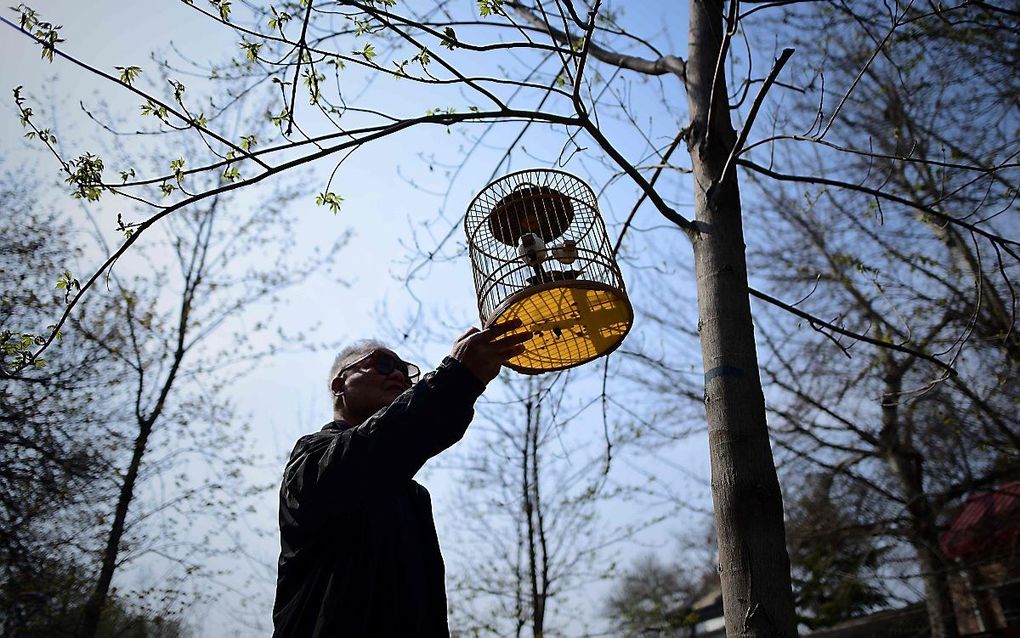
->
<box><xmin>879</xmin><ymin>365</ymin><xmax>959</xmax><ymax>638</ymax></box>
<box><xmin>522</xmin><ymin>397</ymin><xmax>545</xmax><ymax>638</ymax></box>
<box><xmin>528</xmin><ymin>399</ymin><xmax>548</xmax><ymax>637</ymax></box>
<box><xmin>78</xmin><ymin>419</ymin><xmax>153</xmax><ymax>638</ymax></box>
<box><xmin>686</xmin><ymin>1</ymin><xmax>797</xmax><ymax>635</ymax></box>
<box><xmin>78</xmin><ymin>274</ymin><xmax>189</xmax><ymax>637</ymax></box>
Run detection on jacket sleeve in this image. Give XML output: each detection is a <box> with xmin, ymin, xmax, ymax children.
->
<box><xmin>281</xmin><ymin>356</ymin><xmax>484</xmax><ymax>520</ymax></box>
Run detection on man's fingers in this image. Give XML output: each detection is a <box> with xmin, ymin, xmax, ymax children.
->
<box><xmin>504</xmin><ymin>344</ymin><xmax>528</xmax><ymax>359</ymax></box>
<box><xmin>457</xmin><ymin>326</ymin><xmax>481</xmax><ymax>341</ymax></box>
<box><xmin>479</xmin><ymin>318</ymin><xmax>525</xmax><ymax>340</ymax></box>
<box><xmin>491</xmin><ymin>331</ymin><xmax>533</xmax><ymax>350</ymax></box>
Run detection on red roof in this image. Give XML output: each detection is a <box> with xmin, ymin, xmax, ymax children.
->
<box><xmin>940</xmin><ymin>482</ymin><xmax>1020</xmax><ymax>560</ymax></box>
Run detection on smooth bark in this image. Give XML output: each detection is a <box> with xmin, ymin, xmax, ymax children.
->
<box><xmin>686</xmin><ymin>1</ymin><xmax>798</xmax><ymax>635</ymax></box>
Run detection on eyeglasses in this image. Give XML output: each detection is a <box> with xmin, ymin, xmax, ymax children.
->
<box><xmin>338</xmin><ymin>350</ymin><xmax>421</xmax><ymax>383</ymax></box>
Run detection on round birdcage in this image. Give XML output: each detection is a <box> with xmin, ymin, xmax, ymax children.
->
<box><xmin>464</xmin><ymin>168</ymin><xmax>633</xmax><ymax>374</ymax></box>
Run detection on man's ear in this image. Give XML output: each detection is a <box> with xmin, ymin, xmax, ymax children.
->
<box><xmin>330</xmin><ymin>375</ymin><xmax>344</xmax><ymax>396</ymax></box>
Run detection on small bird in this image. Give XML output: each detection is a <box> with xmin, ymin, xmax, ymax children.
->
<box><xmin>551</xmin><ymin>240</ymin><xmax>578</xmax><ymax>265</ymax></box>
<box><xmin>517</xmin><ymin>233</ymin><xmax>547</xmax><ymax>267</ymax></box>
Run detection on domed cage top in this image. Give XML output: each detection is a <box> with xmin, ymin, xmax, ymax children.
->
<box><xmin>464</xmin><ymin>168</ymin><xmax>633</xmax><ymax>374</ymax></box>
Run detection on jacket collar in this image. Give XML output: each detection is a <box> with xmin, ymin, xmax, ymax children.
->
<box><xmin>322</xmin><ymin>420</ymin><xmax>352</xmax><ymax>432</ymax></box>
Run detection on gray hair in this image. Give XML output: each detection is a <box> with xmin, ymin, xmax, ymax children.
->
<box><xmin>329</xmin><ymin>339</ymin><xmax>389</xmax><ymax>398</ymax></box>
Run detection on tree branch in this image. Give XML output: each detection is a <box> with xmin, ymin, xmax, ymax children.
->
<box><xmin>508</xmin><ymin>1</ymin><xmax>686</xmax><ymax>80</ymax></box>
<box><xmin>1</xmin><ymin>15</ymin><xmax>270</xmax><ymax>170</ymax></box>
<box><xmin>716</xmin><ymin>47</ymin><xmax>794</xmax><ymax>192</ymax></box>
<box><xmin>736</xmin><ymin>158</ymin><xmax>1020</xmax><ymax>257</ymax></box>
<box><xmin>748</xmin><ymin>286</ymin><xmax>958</xmax><ymax>376</ymax></box>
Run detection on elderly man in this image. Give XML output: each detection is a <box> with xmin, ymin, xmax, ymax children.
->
<box><xmin>272</xmin><ymin>321</ymin><xmax>530</xmax><ymax>637</ymax></box>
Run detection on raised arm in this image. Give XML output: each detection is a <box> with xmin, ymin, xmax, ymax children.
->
<box><xmin>282</xmin><ymin>322</ymin><xmax>530</xmax><ymax>520</ymax></box>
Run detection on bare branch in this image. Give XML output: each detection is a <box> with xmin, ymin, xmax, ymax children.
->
<box><xmin>508</xmin><ymin>1</ymin><xmax>686</xmax><ymax>79</ymax></box>
<box><xmin>748</xmin><ymin>286</ymin><xmax>957</xmax><ymax>376</ymax></box>
<box><xmin>716</xmin><ymin>47</ymin><xmax>794</xmax><ymax>196</ymax></box>
<box><xmin>736</xmin><ymin>158</ymin><xmax>1020</xmax><ymax>257</ymax></box>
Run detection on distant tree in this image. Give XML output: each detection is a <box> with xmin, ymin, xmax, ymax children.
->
<box><xmin>73</xmin><ymin>142</ymin><xmax>346</xmax><ymax>635</ymax></box>
<box><xmin>744</xmin><ymin>4</ymin><xmax>1019</xmax><ymax>635</ymax></box>
<box><xmin>785</xmin><ymin>474</ymin><xmax>888</xmax><ymax>630</ymax></box>
<box><xmin>604</xmin><ymin>551</ymin><xmax>713</xmax><ymax>637</ymax></box>
<box><xmin>1</xmin><ymin>112</ymin><xmax>345</xmax><ymax>635</ymax></box>
<box><xmin>0</xmin><ymin>171</ymin><xmax>131</xmax><ymax>635</ymax></box>
<box><xmin>444</xmin><ymin>373</ymin><xmax>641</xmax><ymax>636</ymax></box>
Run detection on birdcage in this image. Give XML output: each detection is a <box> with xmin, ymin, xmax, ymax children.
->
<box><xmin>464</xmin><ymin>168</ymin><xmax>633</xmax><ymax>374</ymax></box>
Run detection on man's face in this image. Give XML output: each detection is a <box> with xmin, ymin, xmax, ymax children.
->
<box><xmin>332</xmin><ymin>349</ymin><xmax>415</xmax><ymax>419</ymax></box>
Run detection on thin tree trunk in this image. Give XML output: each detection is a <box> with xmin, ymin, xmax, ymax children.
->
<box><xmin>78</xmin><ymin>235</ymin><xmax>197</xmax><ymax>636</ymax></box>
<box><xmin>879</xmin><ymin>364</ymin><xmax>959</xmax><ymax>638</ymax></box>
<box><xmin>522</xmin><ymin>399</ymin><xmax>542</xmax><ymax>638</ymax></box>
<box><xmin>529</xmin><ymin>399</ymin><xmax>547</xmax><ymax>637</ymax></box>
<box><xmin>686</xmin><ymin>1</ymin><xmax>797</xmax><ymax>635</ymax></box>
<box><xmin>77</xmin><ymin>419</ymin><xmax>153</xmax><ymax>637</ymax></box>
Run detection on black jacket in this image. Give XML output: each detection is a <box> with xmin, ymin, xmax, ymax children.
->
<box><xmin>272</xmin><ymin>357</ymin><xmax>484</xmax><ymax>637</ymax></box>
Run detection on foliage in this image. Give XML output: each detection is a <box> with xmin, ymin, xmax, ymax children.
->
<box><xmin>0</xmin><ymin>171</ymin><xmax>131</xmax><ymax>634</ymax></box>
<box><xmin>604</xmin><ymin>552</ymin><xmax>713</xmax><ymax>636</ymax></box>
<box><xmin>3</xmin><ymin>552</ymin><xmax>188</xmax><ymax>637</ymax></box>
<box><xmin>785</xmin><ymin>476</ymin><xmax>888</xmax><ymax>629</ymax></box>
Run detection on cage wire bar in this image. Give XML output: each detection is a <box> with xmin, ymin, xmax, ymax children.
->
<box><xmin>465</xmin><ymin>168</ymin><xmax>633</xmax><ymax>374</ymax></box>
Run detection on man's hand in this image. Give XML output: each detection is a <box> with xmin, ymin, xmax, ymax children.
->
<box><xmin>450</xmin><ymin>319</ymin><xmax>532</xmax><ymax>385</ymax></box>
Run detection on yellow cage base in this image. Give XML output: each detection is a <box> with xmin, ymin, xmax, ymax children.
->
<box><xmin>485</xmin><ymin>281</ymin><xmax>633</xmax><ymax>374</ymax></box>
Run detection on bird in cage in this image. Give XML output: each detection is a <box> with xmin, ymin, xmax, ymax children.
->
<box><xmin>518</xmin><ymin>235</ymin><xmax>582</xmax><ymax>286</ymax></box>
<box><xmin>516</xmin><ymin>233</ymin><xmax>547</xmax><ymax>267</ymax></box>
<box><xmin>550</xmin><ymin>239</ymin><xmax>578</xmax><ymax>265</ymax></box>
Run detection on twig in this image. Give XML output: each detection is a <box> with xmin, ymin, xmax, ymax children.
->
<box><xmin>581</xmin><ymin>119</ymin><xmax>696</xmax><ymax>234</ymax></box>
<box><xmin>612</xmin><ymin>127</ymin><xmax>689</xmax><ymax>256</ymax></box>
<box><xmin>571</xmin><ymin>0</ymin><xmax>600</xmax><ymax>112</ymax></box>
<box><xmin>508</xmin><ymin>1</ymin><xmax>686</xmax><ymax>79</ymax></box>
<box><xmin>704</xmin><ymin>0</ymin><xmax>741</xmax><ymax>147</ymax></box>
<box><xmin>286</xmin><ymin>0</ymin><xmax>316</xmax><ymax>135</ymax></box>
<box><xmin>716</xmin><ymin>48</ymin><xmax>793</xmax><ymax>191</ymax></box>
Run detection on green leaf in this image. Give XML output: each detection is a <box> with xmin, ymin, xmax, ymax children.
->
<box><xmin>239</xmin><ymin>41</ymin><xmax>261</xmax><ymax>63</ymax></box>
<box><xmin>441</xmin><ymin>27</ymin><xmax>457</xmax><ymax>50</ymax></box>
<box><xmin>116</xmin><ymin>65</ymin><xmax>142</xmax><ymax>85</ymax></box>
<box><xmin>210</xmin><ymin>0</ymin><xmax>231</xmax><ymax>20</ymax></box>
<box><xmin>477</xmin><ymin>0</ymin><xmax>503</xmax><ymax>17</ymax></box>
<box><xmin>355</xmin><ymin>43</ymin><xmax>377</xmax><ymax>61</ymax></box>
<box><xmin>413</xmin><ymin>48</ymin><xmax>431</xmax><ymax>68</ymax></box>
<box><xmin>55</xmin><ymin>270</ymin><xmax>81</xmax><ymax>302</ymax></box>
<box><xmin>140</xmin><ymin>100</ymin><xmax>168</xmax><ymax>120</ymax></box>
<box><xmin>116</xmin><ymin>213</ymin><xmax>136</xmax><ymax>238</ymax></box>
<box><xmin>315</xmin><ymin>191</ymin><xmax>343</xmax><ymax>215</ymax></box>
<box><xmin>15</xmin><ymin>5</ymin><xmax>65</xmax><ymax>62</ymax></box>
<box><xmin>170</xmin><ymin>79</ymin><xmax>186</xmax><ymax>102</ymax></box>
<box><xmin>65</xmin><ymin>153</ymin><xmax>105</xmax><ymax>201</ymax></box>
<box><xmin>268</xmin><ymin>9</ymin><xmax>292</xmax><ymax>30</ymax></box>
<box><xmin>170</xmin><ymin>157</ymin><xmax>186</xmax><ymax>183</ymax></box>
